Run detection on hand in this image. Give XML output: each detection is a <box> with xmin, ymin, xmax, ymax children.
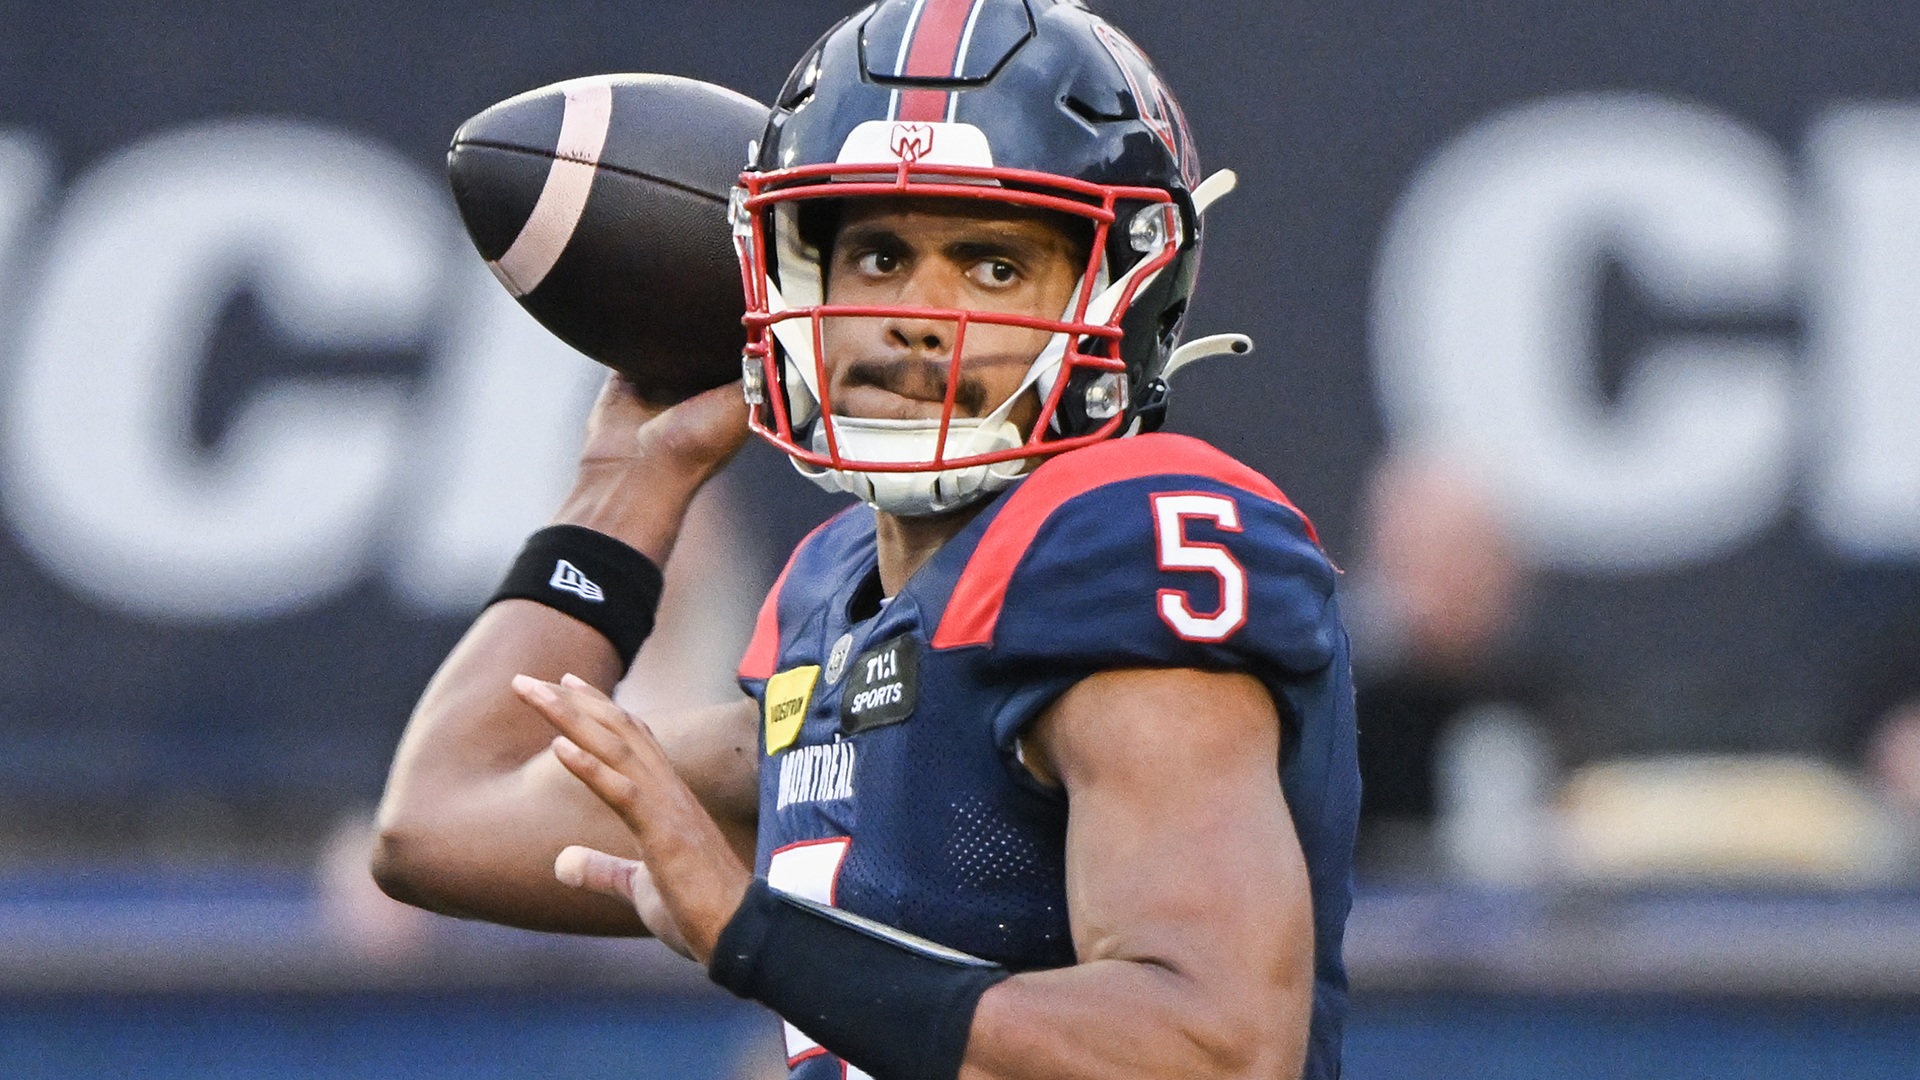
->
<box><xmin>553</xmin><ymin>846</ymin><xmax>694</xmax><ymax>958</ymax></box>
<box><xmin>513</xmin><ymin>672</ymin><xmax>752</xmax><ymax>963</ymax></box>
<box><xmin>578</xmin><ymin>373</ymin><xmax>751</xmax><ymax>476</ymax></box>
<box><xmin>558</xmin><ymin>375</ymin><xmax>752</xmax><ymax>565</ymax></box>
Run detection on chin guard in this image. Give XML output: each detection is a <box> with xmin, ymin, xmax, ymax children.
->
<box><xmin>794</xmin><ymin>414</ymin><xmax>1028</xmax><ymax>517</ymax></box>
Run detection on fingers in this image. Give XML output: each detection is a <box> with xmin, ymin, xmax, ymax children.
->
<box><xmin>596</xmin><ymin>371</ymin><xmax>672</xmax><ymax>420</ymax></box>
<box><xmin>513</xmin><ymin>673</ymin><xmax>661</xmax><ymax>774</ymax></box>
<box><xmin>553</xmin><ymin>848</ymin><xmax>696</xmax><ymax>959</ymax></box>
<box><xmin>577</xmin><ymin>373</ymin><xmax>667</xmax><ymax>463</ymax></box>
<box><xmin>516</xmin><ymin>669</ymin><xmax>752</xmax><ymax>962</ymax></box>
<box><xmin>633</xmin><ymin>379</ymin><xmax>751</xmax><ymax>471</ymax></box>
<box><xmin>550</xmin><ymin>733</ymin><xmax>645</xmax><ymax>820</ymax></box>
<box><xmin>628</xmin><ymin>859</ymin><xmax>695</xmax><ymax>960</ymax></box>
<box><xmin>678</xmin><ymin>379</ymin><xmax>751</xmax><ymax>426</ymax></box>
<box><xmin>558</xmin><ymin>670</ymin><xmax>614</xmax><ymax>701</ymax></box>
<box><xmin>554</xmin><ymin>844</ymin><xmax>638</xmax><ymax>905</ymax></box>
<box><xmin>512</xmin><ymin>673</ymin><xmax>696</xmax><ymax>837</ymax></box>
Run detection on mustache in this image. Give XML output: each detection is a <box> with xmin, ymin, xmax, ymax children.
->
<box><xmin>840</xmin><ymin>356</ymin><xmax>990</xmax><ymax>415</ymax></box>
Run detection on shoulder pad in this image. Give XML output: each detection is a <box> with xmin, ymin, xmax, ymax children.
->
<box><xmin>738</xmin><ymin>506</ymin><xmax>870</xmax><ymax>682</ymax></box>
<box><xmin>932</xmin><ymin>434</ymin><xmax>1338</xmax><ymax>677</ymax></box>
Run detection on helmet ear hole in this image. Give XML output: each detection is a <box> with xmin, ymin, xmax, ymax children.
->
<box><xmin>1157</xmin><ymin>299</ymin><xmax>1188</xmax><ymax>347</ymax></box>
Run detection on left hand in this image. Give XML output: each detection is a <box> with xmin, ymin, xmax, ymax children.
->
<box><xmin>551</xmin><ymin>846</ymin><xmax>693</xmax><ymax>958</ymax></box>
<box><xmin>512</xmin><ymin>672</ymin><xmax>752</xmax><ymax>963</ymax></box>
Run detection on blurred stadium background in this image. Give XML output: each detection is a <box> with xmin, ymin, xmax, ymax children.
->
<box><xmin>2</xmin><ymin>0</ymin><xmax>1918</xmax><ymax>1075</ymax></box>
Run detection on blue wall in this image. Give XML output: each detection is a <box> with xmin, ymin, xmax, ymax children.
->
<box><xmin>7</xmin><ymin>991</ymin><xmax>1917</xmax><ymax>1080</ymax></box>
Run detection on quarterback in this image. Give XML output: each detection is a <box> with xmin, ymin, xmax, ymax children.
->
<box><xmin>374</xmin><ymin>2</ymin><xmax>1359</xmax><ymax>1079</ymax></box>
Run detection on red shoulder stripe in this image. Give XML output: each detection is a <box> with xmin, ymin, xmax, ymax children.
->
<box><xmin>737</xmin><ymin>514</ymin><xmax>844</xmax><ymax>681</ymax></box>
<box><xmin>929</xmin><ymin>434</ymin><xmax>1315</xmax><ymax>649</ymax></box>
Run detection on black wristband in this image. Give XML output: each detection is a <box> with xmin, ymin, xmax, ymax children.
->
<box><xmin>710</xmin><ymin>879</ymin><xmax>1010</xmax><ymax>1080</ymax></box>
<box><xmin>486</xmin><ymin>525</ymin><xmax>664</xmax><ymax>667</ymax></box>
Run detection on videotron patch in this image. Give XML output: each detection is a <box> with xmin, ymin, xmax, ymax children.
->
<box><xmin>839</xmin><ymin>633</ymin><xmax>919</xmax><ymax>736</ymax></box>
<box><xmin>764</xmin><ymin>665</ymin><xmax>819</xmax><ymax>755</ymax></box>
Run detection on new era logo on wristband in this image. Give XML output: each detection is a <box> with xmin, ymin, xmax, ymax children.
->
<box><xmin>548</xmin><ymin>559</ymin><xmax>604</xmax><ymax>602</ymax></box>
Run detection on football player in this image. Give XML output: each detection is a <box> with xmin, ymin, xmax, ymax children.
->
<box><xmin>374</xmin><ymin>2</ymin><xmax>1359</xmax><ymax>1079</ymax></box>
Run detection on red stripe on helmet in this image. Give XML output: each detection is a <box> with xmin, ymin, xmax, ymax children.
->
<box><xmin>893</xmin><ymin>0</ymin><xmax>977</xmax><ymax>121</ymax></box>
<box><xmin>930</xmin><ymin>434</ymin><xmax>1317</xmax><ymax>650</ymax></box>
<box><xmin>902</xmin><ymin>0</ymin><xmax>977</xmax><ymax>78</ymax></box>
<box><xmin>897</xmin><ymin>88</ymin><xmax>950</xmax><ymax>122</ymax></box>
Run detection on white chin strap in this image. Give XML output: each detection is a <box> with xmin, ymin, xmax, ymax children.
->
<box><xmin>796</xmin><ymin>413</ymin><xmax>1027</xmax><ymax>516</ymax></box>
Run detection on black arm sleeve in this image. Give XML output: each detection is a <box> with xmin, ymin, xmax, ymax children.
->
<box><xmin>709</xmin><ymin>879</ymin><xmax>1012</xmax><ymax>1080</ymax></box>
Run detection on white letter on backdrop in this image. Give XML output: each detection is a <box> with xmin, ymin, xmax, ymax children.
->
<box><xmin>1</xmin><ymin>120</ymin><xmax>447</xmax><ymax>618</ymax></box>
<box><xmin>1806</xmin><ymin>104</ymin><xmax>1920</xmax><ymax>557</ymax></box>
<box><xmin>387</xmin><ymin>259</ymin><xmax>605</xmax><ymax>612</ymax></box>
<box><xmin>1372</xmin><ymin>94</ymin><xmax>1796</xmax><ymax>570</ymax></box>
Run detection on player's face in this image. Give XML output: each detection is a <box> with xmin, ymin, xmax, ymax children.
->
<box><xmin>819</xmin><ymin>197</ymin><xmax>1087</xmax><ymax>432</ymax></box>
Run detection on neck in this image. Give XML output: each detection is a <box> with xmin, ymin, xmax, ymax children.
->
<box><xmin>874</xmin><ymin>502</ymin><xmax>989</xmax><ymax>596</ymax></box>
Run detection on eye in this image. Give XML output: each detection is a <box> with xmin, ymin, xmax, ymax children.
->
<box><xmin>855</xmin><ymin>250</ymin><xmax>899</xmax><ymax>276</ymax></box>
<box><xmin>968</xmin><ymin>259</ymin><xmax>1019</xmax><ymax>288</ymax></box>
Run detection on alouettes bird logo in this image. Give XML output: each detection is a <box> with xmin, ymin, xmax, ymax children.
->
<box><xmin>1091</xmin><ymin>24</ymin><xmax>1201</xmax><ymax>188</ymax></box>
<box><xmin>889</xmin><ymin>123</ymin><xmax>935</xmax><ymax>162</ymax></box>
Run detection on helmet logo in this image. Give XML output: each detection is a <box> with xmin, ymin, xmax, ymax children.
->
<box><xmin>838</xmin><ymin>120</ymin><xmax>994</xmax><ymax>168</ymax></box>
<box><xmin>1092</xmin><ymin>23</ymin><xmax>1201</xmax><ymax>188</ymax></box>
<box><xmin>888</xmin><ymin>122</ymin><xmax>936</xmax><ymax>162</ymax></box>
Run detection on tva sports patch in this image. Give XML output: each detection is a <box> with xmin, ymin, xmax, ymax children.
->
<box><xmin>840</xmin><ymin>633</ymin><xmax>919</xmax><ymax>735</ymax></box>
<box><xmin>764</xmin><ymin>665</ymin><xmax>819</xmax><ymax>754</ymax></box>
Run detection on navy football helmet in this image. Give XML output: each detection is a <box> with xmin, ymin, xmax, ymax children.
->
<box><xmin>733</xmin><ymin>0</ymin><xmax>1244</xmax><ymax>515</ymax></box>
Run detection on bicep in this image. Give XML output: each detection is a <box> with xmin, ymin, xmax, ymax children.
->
<box><xmin>1046</xmin><ymin>668</ymin><xmax>1310</xmax><ymax>962</ymax></box>
<box><xmin>1014</xmin><ymin>667</ymin><xmax>1313</xmax><ymax>1074</ymax></box>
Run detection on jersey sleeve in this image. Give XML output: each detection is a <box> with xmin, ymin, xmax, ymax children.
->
<box><xmin>929</xmin><ymin>435</ymin><xmax>1341</xmax><ymax>746</ymax></box>
<box><xmin>738</xmin><ymin>506</ymin><xmax>866</xmax><ymax>692</ymax></box>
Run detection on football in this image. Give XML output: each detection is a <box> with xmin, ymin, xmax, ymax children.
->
<box><xmin>447</xmin><ymin>74</ymin><xmax>769</xmax><ymax>401</ymax></box>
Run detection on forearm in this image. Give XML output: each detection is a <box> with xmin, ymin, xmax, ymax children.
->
<box><xmin>703</xmin><ymin>881</ymin><xmax>1307</xmax><ymax>1080</ymax></box>
<box><xmin>961</xmin><ymin>958</ymin><xmax>1308</xmax><ymax>1080</ymax></box>
<box><xmin>373</xmin><ymin>380</ymin><xmax>755</xmax><ymax>931</ymax></box>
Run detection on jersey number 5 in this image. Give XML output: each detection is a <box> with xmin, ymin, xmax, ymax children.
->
<box><xmin>767</xmin><ymin>838</ymin><xmax>875</xmax><ymax>1078</ymax></box>
<box><xmin>1152</xmin><ymin>492</ymin><xmax>1248</xmax><ymax>642</ymax></box>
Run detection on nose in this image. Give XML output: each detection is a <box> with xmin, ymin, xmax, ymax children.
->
<box><xmin>882</xmin><ymin>264</ymin><xmax>960</xmax><ymax>356</ymax></box>
<box><xmin>887</xmin><ymin>316</ymin><xmax>948</xmax><ymax>354</ymax></box>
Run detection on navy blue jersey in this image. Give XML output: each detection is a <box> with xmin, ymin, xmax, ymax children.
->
<box><xmin>737</xmin><ymin>433</ymin><xmax>1359</xmax><ymax>1080</ymax></box>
